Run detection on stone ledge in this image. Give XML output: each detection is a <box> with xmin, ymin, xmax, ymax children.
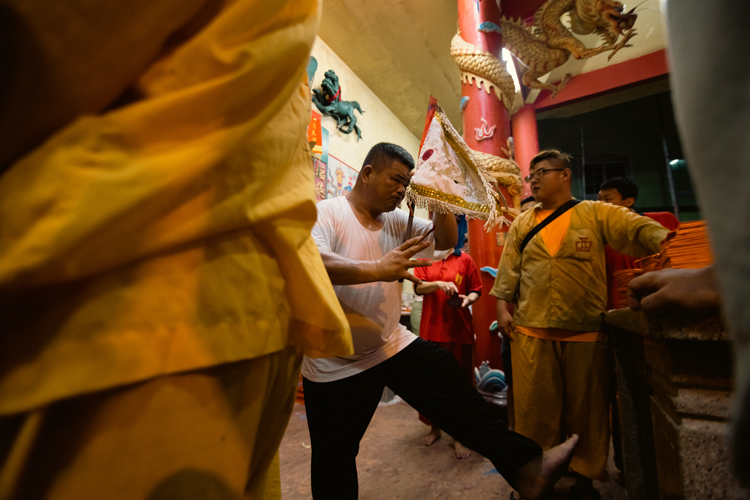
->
<box><xmin>650</xmin><ymin>383</ymin><xmax>732</xmax><ymax>421</ymax></box>
<box><xmin>605</xmin><ymin>308</ymin><xmax>747</xmax><ymax>500</ymax></box>
<box><xmin>650</xmin><ymin>396</ymin><xmax>749</xmax><ymax>500</ymax></box>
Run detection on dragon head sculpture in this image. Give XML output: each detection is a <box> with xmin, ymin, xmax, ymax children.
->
<box><xmin>570</xmin><ymin>0</ymin><xmax>637</xmax><ymax>45</ymax></box>
<box><xmin>317</xmin><ymin>70</ymin><xmax>340</xmax><ymax>104</ymax></box>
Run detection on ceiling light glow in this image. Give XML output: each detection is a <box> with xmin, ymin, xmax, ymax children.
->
<box><xmin>502</xmin><ymin>48</ymin><xmax>521</xmax><ymax>94</ymax></box>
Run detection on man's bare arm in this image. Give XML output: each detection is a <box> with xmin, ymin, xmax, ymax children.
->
<box><xmin>318</xmin><ymin>250</ymin><xmax>382</xmax><ymax>285</ymax></box>
<box><xmin>433</xmin><ymin>212</ymin><xmax>459</xmax><ymax>250</ymax></box>
<box><xmin>320</xmin><ymin>236</ymin><xmax>432</xmax><ymax>286</ymax></box>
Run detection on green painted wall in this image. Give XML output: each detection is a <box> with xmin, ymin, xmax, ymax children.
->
<box><xmin>535</xmin><ymin>90</ymin><xmax>700</xmax><ymax>221</ymax></box>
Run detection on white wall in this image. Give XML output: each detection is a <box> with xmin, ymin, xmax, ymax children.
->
<box><xmin>311</xmin><ymin>37</ymin><xmax>420</xmax><ymax>173</ymax></box>
<box><xmin>311</xmin><ymin>37</ymin><xmax>431</xmax><ymax>296</ymax></box>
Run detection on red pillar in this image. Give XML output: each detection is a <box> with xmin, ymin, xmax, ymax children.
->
<box><xmin>512</xmin><ymin>103</ymin><xmax>539</xmax><ymax>199</ymax></box>
<box><xmin>458</xmin><ymin>0</ymin><xmax>512</xmax><ymax>376</ymax></box>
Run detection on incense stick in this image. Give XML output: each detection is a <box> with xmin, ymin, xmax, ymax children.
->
<box><xmin>415</xmin><ymin>225</ymin><xmax>436</xmax><ymax>245</ymax></box>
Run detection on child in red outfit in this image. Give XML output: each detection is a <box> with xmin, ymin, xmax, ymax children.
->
<box><xmin>414</xmin><ymin>220</ymin><xmax>482</xmax><ymax>458</ymax></box>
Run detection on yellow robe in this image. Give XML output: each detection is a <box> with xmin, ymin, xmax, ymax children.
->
<box><xmin>0</xmin><ymin>0</ymin><xmax>351</xmax><ymax>415</ymax></box>
<box><xmin>0</xmin><ymin>0</ymin><xmax>351</xmax><ymax>497</ymax></box>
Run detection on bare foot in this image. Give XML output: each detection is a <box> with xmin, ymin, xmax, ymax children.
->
<box><xmin>453</xmin><ymin>440</ymin><xmax>471</xmax><ymax>459</ymax></box>
<box><xmin>421</xmin><ymin>426</ymin><xmax>441</xmax><ymax>446</ymax></box>
<box><xmin>514</xmin><ymin>434</ymin><xmax>580</xmax><ymax>500</ymax></box>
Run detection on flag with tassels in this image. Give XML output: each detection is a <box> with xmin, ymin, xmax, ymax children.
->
<box><xmin>405</xmin><ymin>96</ymin><xmax>506</xmax><ymax>230</ymax></box>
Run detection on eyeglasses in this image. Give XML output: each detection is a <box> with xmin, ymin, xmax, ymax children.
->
<box><xmin>524</xmin><ymin>168</ymin><xmax>565</xmax><ymax>183</ymax></box>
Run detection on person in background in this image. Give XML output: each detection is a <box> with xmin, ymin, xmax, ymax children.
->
<box><xmin>597</xmin><ymin>177</ymin><xmax>637</xmax><ymax>210</ymax></box>
<box><xmin>415</xmin><ymin>215</ymin><xmax>482</xmax><ymax>459</ymax></box>
<box><xmin>598</xmin><ymin>177</ymin><xmax>680</xmax><ymax>310</ymax></box>
<box><xmin>492</xmin><ymin>150</ymin><xmax>670</xmax><ymax>500</ymax></box>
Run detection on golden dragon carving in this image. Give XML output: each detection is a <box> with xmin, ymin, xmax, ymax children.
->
<box><xmin>473</xmin><ymin>149</ymin><xmax>522</xmax><ymax>216</ymax></box>
<box><xmin>450</xmin><ymin>33</ymin><xmax>523</xmax><ymax>208</ymax></box>
<box><xmin>501</xmin><ymin>0</ymin><xmax>637</xmax><ymax>98</ymax></box>
<box><xmin>450</xmin><ymin>33</ymin><xmax>517</xmax><ymax>112</ymax></box>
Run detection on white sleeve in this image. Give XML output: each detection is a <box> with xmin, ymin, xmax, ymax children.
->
<box><xmin>311</xmin><ymin>200</ymin><xmax>338</xmax><ymax>253</ymax></box>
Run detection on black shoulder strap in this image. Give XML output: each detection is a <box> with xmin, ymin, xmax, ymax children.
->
<box><xmin>519</xmin><ymin>200</ymin><xmax>580</xmax><ymax>254</ymax></box>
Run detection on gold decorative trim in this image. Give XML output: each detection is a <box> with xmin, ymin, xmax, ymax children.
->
<box><xmin>408</xmin><ymin>184</ymin><xmax>491</xmax><ymax>214</ymax></box>
<box><xmin>466</xmin><ymin>148</ymin><xmax>523</xmax><ymax>212</ymax></box>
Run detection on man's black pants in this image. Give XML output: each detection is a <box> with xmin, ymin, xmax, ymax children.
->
<box><xmin>303</xmin><ymin>338</ymin><xmax>542</xmax><ymax>499</ymax></box>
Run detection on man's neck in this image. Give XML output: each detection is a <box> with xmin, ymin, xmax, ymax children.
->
<box><xmin>540</xmin><ymin>194</ymin><xmax>573</xmax><ymax>211</ymax></box>
<box><xmin>346</xmin><ymin>191</ymin><xmax>382</xmax><ymax>223</ymax></box>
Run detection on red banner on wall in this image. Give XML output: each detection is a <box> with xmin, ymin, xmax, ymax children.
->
<box><xmin>308</xmin><ymin>110</ymin><xmax>323</xmax><ymax>155</ymax></box>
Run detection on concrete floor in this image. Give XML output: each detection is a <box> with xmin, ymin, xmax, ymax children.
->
<box><xmin>280</xmin><ymin>398</ymin><xmax>628</xmax><ymax>499</ymax></box>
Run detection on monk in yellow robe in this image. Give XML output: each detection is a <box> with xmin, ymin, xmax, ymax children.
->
<box><xmin>0</xmin><ymin>1</ymin><xmax>352</xmax><ymax>498</ymax></box>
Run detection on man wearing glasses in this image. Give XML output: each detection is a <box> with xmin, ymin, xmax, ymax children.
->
<box><xmin>490</xmin><ymin>150</ymin><xmax>669</xmax><ymax>499</ymax></box>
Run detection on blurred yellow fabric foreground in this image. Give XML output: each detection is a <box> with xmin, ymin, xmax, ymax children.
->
<box><xmin>0</xmin><ymin>0</ymin><xmax>352</xmax><ymax>416</ymax></box>
<box><xmin>0</xmin><ymin>0</ymin><xmax>351</xmax><ymax>497</ymax></box>
<box><xmin>1</xmin><ymin>348</ymin><xmax>300</xmax><ymax>500</ymax></box>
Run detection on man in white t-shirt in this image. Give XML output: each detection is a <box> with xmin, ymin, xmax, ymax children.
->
<box><xmin>303</xmin><ymin>142</ymin><xmax>579</xmax><ymax>499</ymax></box>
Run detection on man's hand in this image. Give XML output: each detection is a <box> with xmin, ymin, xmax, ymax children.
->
<box><xmin>496</xmin><ymin>299</ymin><xmax>515</xmax><ymax>336</ymax></box>
<box><xmin>628</xmin><ymin>265</ymin><xmax>721</xmax><ymax>315</ymax></box>
<box><xmin>376</xmin><ymin>236</ymin><xmax>433</xmax><ymax>284</ymax></box>
<box><xmin>460</xmin><ymin>292</ymin><xmax>480</xmax><ymax>308</ymax></box>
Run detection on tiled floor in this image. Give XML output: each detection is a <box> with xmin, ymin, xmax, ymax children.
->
<box><xmin>280</xmin><ymin>398</ymin><xmax>628</xmax><ymax>499</ymax></box>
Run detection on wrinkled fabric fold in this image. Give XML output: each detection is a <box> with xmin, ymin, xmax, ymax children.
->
<box><xmin>0</xmin><ymin>0</ymin><xmax>352</xmax><ymax>415</ymax></box>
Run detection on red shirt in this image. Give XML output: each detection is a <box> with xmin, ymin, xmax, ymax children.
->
<box><xmin>605</xmin><ymin>211</ymin><xmax>680</xmax><ymax>309</ymax></box>
<box><xmin>414</xmin><ymin>252</ymin><xmax>483</xmax><ymax>344</ymax></box>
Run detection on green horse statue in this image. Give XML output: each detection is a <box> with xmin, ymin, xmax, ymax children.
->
<box><xmin>312</xmin><ymin>70</ymin><xmax>364</xmax><ymax>140</ymax></box>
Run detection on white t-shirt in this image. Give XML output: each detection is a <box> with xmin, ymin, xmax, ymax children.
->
<box><xmin>302</xmin><ymin>196</ymin><xmax>434</xmax><ymax>382</ymax></box>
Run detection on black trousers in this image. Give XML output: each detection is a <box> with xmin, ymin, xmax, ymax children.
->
<box><xmin>303</xmin><ymin>338</ymin><xmax>542</xmax><ymax>499</ymax></box>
